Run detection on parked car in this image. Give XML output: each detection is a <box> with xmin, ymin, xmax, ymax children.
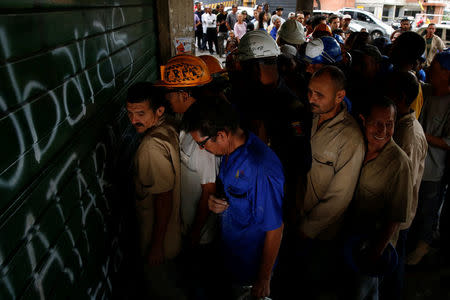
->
<box><xmin>312</xmin><ymin>10</ymin><xmax>364</xmax><ymax>33</ymax></box>
<box><xmin>416</xmin><ymin>23</ymin><xmax>450</xmax><ymax>48</ymax></box>
<box><xmin>338</xmin><ymin>8</ymin><xmax>394</xmax><ymax>39</ymax></box>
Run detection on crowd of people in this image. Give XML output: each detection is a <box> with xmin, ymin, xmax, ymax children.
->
<box><xmin>126</xmin><ymin>4</ymin><xmax>450</xmax><ymax>300</ymax></box>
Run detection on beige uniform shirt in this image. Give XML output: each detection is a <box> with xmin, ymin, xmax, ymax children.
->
<box><xmin>352</xmin><ymin>139</ymin><xmax>412</xmax><ymax>246</ymax></box>
<box><xmin>393</xmin><ymin>111</ymin><xmax>427</xmax><ymax>230</ymax></box>
<box><xmin>300</xmin><ymin>106</ymin><xmax>365</xmax><ymax>240</ymax></box>
<box><xmin>134</xmin><ymin>119</ymin><xmax>182</xmax><ymax>260</ymax></box>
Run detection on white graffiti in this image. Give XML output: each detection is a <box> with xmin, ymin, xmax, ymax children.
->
<box><xmin>0</xmin><ymin>6</ymin><xmax>133</xmax><ymax>299</ymax></box>
<box><xmin>0</xmin><ymin>6</ymin><xmax>134</xmax><ymax>188</ymax></box>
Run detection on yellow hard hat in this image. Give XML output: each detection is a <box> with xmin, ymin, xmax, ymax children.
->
<box><xmin>199</xmin><ymin>55</ymin><xmax>226</xmax><ymax>75</ymax></box>
<box><xmin>154</xmin><ymin>54</ymin><xmax>212</xmax><ymax>88</ymax></box>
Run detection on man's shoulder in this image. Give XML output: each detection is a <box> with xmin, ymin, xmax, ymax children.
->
<box><xmin>246</xmin><ymin>134</ymin><xmax>283</xmax><ymax>173</ymax></box>
<box><xmin>141</xmin><ymin>121</ymin><xmax>178</xmax><ymax>149</ymax></box>
<box><xmin>335</xmin><ymin>111</ymin><xmax>364</xmax><ymax>141</ymax></box>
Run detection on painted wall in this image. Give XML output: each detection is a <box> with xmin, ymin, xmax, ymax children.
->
<box><xmin>0</xmin><ymin>1</ymin><xmax>158</xmax><ymax>299</ymax></box>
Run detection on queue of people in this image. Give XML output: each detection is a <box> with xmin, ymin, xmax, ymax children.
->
<box><xmin>128</xmin><ymin>6</ymin><xmax>450</xmax><ymax>300</ymax></box>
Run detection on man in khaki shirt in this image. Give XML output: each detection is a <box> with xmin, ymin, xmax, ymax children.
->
<box><xmin>347</xmin><ymin>97</ymin><xmax>412</xmax><ymax>300</ymax></box>
<box><xmin>383</xmin><ymin>71</ymin><xmax>427</xmax><ymax>299</ymax></box>
<box><xmin>126</xmin><ymin>82</ymin><xmax>185</xmax><ymax>299</ymax></box>
<box><xmin>301</xmin><ymin>66</ymin><xmax>365</xmax><ymax>240</ymax></box>
<box><xmin>292</xmin><ymin>66</ymin><xmax>364</xmax><ymax>299</ymax></box>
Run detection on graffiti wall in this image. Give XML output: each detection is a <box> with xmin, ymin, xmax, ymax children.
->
<box><xmin>0</xmin><ymin>1</ymin><xmax>158</xmax><ymax>299</ymax></box>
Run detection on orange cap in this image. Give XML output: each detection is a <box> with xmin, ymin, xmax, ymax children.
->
<box><xmin>154</xmin><ymin>54</ymin><xmax>212</xmax><ymax>88</ymax></box>
<box><xmin>199</xmin><ymin>55</ymin><xmax>226</xmax><ymax>75</ymax></box>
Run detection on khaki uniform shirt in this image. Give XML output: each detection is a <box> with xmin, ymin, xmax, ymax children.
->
<box><xmin>300</xmin><ymin>106</ymin><xmax>365</xmax><ymax>240</ymax></box>
<box><xmin>134</xmin><ymin>119</ymin><xmax>182</xmax><ymax>260</ymax></box>
<box><xmin>351</xmin><ymin>139</ymin><xmax>412</xmax><ymax>246</ymax></box>
<box><xmin>393</xmin><ymin>111</ymin><xmax>427</xmax><ymax>230</ymax></box>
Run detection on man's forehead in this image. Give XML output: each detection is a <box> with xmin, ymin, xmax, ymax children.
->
<box><xmin>126</xmin><ymin>101</ymin><xmax>150</xmax><ymax>110</ymax></box>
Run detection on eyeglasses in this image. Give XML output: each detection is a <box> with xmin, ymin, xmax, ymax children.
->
<box><xmin>196</xmin><ymin>136</ymin><xmax>213</xmax><ymax>148</ymax></box>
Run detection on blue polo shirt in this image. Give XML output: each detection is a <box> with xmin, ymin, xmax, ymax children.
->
<box><xmin>218</xmin><ymin>132</ymin><xmax>284</xmax><ymax>285</ymax></box>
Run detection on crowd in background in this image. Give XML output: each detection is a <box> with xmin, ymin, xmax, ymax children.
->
<box><xmin>126</xmin><ymin>3</ymin><xmax>450</xmax><ymax>300</ymax></box>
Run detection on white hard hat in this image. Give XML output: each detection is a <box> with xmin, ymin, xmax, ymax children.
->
<box><xmin>278</xmin><ymin>19</ymin><xmax>306</xmax><ymax>45</ymax></box>
<box><xmin>343</xmin><ymin>14</ymin><xmax>352</xmax><ymax>19</ymax></box>
<box><xmin>237</xmin><ymin>30</ymin><xmax>281</xmax><ymax>61</ymax></box>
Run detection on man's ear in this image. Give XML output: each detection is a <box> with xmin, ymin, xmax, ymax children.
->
<box><xmin>156</xmin><ymin>106</ymin><xmax>165</xmax><ymax>117</ymax></box>
<box><xmin>216</xmin><ymin>130</ymin><xmax>227</xmax><ymax>141</ymax></box>
<box><xmin>181</xmin><ymin>91</ymin><xmax>190</xmax><ymax>102</ymax></box>
<box><xmin>335</xmin><ymin>89</ymin><xmax>346</xmax><ymax>104</ymax></box>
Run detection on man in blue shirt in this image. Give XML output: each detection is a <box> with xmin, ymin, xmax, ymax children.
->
<box><xmin>182</xmin><ymin>97</ymin><xmax>284</xmax><ymax>299</ymax></box>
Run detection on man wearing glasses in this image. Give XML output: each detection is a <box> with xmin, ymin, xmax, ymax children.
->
<box><xmin>182</xmin><ymin>97</ymin><xmax>284</xmax><ymax>300</ymax></box>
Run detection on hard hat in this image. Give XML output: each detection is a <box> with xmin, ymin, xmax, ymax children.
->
<box><xmin>334</xmin><ymin>33</ymin><xmax>344</xmax><ymax>44</ymax></box>
<box><xmin>199</xmin><ymin>55</ymin><xmax>226</xmax><ymax>75</ymax></box>
<box><xmin>278</xmin><ymin>19</ymin><xmax>306</xmax><ymax>45</ymax></box>
<box><xmin>343</xmin><ymin>14</ymin><xmax>352</xmax><ymax>20</ymax></box>
<box><xmin>343</xmin><ymin>235</ymin><xmax>398</xmax><ymax>277</ymax></box>
<box><xmin>154</xmin><ymin>54</ymin><xmax>212</xmax><ymax>88</ymax></box>
<box><xmin>237</xmin><ymin>30</ymin><xmax>281</xmax><ymax>61</ymax></box>
<box><xmin>305</xmin><ymin>36</ymin><xmax>342</xmax><ymax>64</ymax></box>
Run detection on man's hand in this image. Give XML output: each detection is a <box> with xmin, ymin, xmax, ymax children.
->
<box><xmin>208</xmin><ymin>194</ymin><xmax>229</xmax><ymax>214</ymax></box>
<box><xmin>148</xmin><ymin>245</ymin><xmax>164</xmax><ymax>266</ymax></box>
<box><xmin>252</xmin><ymin>278</ymin><xmax>271</xmax><ymax>298</ymax></box>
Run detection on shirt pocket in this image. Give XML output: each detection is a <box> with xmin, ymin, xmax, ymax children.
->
<box><xmin>310</xmin><ymin>153</ymin><xmax>336</xmax><ymax>200</ymax></box>
<box><xmin>226</xmin><ymin>185</ymin><xmax>252</xmax><ymax>225</ymax></box>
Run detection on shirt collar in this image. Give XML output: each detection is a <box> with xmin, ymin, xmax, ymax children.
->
<box><xmin>312</xmin><ymin>102</ymin><xmax>348</xmax><ymax>132</ymax></box>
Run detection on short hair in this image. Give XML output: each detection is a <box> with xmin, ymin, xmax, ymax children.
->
<box><xmin>361</xmin><ymin>96</ymin><xmax>397</xmax><ymax>120</ymax></box>
<box><xmin>311</xmin><ymin>15</ymin><xmax>327</xmax><ymax>29</ymax></box>
<box><xmin>328</xmin><ymin>14</ymin><xmax>339</xmax><ymax>23</ymax></box>
<box><xmin>428</xmin><ymin>23</ymin><xmax>436</xmax><ymax>27</ymax></box>
<box><xmin>181</xmin><ymin>97</ymin><xmax>240</xmax><ymax>137</ymax></box>
<box><xmin>126</xmin><ymin>82</ymin><xmax>165</xmax><ymax>111</ymax></box>
<box><xmin>311</xmin><ymin>65</ymin><xmax>346</xmax><ymax>91</ymax></box>
<box><xmin>390</xmin><ymin>31</ymin><xmax>425</xmax><ymax>66</ymax></box>
<box><xmin>385</xmin><ymin>71</ymin><xmax>419</xmax><ymax>107</ymax></box>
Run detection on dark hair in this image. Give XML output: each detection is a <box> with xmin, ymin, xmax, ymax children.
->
<box><xmin>401</xmin><ymin>18</ymin><xmax>410</xmax><ymax>23</ymax></box>
<box><xmin>361</xmin><ymin>96</ymin><xmax>397</xmax><ymax>119</ymax></box>
<box><xmin>304</xmin><ymin>11</ymin><xmax>311</xmax><ymax>17</ymax></box>
<box><xmin>385</xmin><ymin>71</ymin><xmax>419</xmax><ymax>107</ymax></box>
<box><xmin>328</xmin><ymin>14</ymin><xmax>339</xmax><ymax>23</ymax></box>
<box><xmin>428</xmin><ymin>23</ymin><xmax>436</xmax><ymax>27</ymax></box>
<box><xmin>332</xmin><ymin>28</ymin><xmax>344</xmax><ymax>35</ymax></box>
<box><xmin>181</xmin><ymin>97</ymin><xmax>240</xmax><ymax>137</ymax></box>
<box><xmin>126</xmin><ymin>82</ymin><xmax>165</xmax><ymax>111</ymax></box>
<box><xmin>258</xmin><ymin>11</ymin><xmax>266</xmax><ymax>29</ymax></box>
<box><xmin>390</xmin><ymin>31</ymin><xmax>425</xmax><ymax>66</ymax></box>
<box><xmin>311</xmin><ymin>15</ymin><xmax>327</xmax><ymax>30</ymax></box>
<box><xmin>311</xmin><ymin>65</ymin><xmax>346</xmax><ymax>91</ymax></box>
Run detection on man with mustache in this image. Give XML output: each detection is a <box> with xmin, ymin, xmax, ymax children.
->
<box><xmin>126</xmin><ymin>82</ymin><xmax>185</xmax><ymax>299</ymax></box>
<box><xmin>291</xmin><ymin>66</ymin><xmax>364</xmax><ymax>298</ymax></box>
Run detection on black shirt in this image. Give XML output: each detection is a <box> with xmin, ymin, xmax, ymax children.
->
<box><xmin>217</xmin><ymin>12</ymin><xmax>228</xmax><ymax>33</ymax></box>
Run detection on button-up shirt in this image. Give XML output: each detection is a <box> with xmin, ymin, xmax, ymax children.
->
<box><xmin>350</xmin><ymin>139</ymin><xmax>412</xmax><ymax>246</ymax></box>
<box><xmin>300</xmin><ymin>105</ymin><xmax>365</xmax><ymax>240</ymax></box>
<box><xmin>393</xmin><ymin>111</ymin><xmax>427</xmax><ymax>230</ymax></box>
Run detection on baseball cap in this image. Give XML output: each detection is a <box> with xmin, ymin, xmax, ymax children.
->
<box><xmin>288</xmin><ymin>12</ymin><xmax>296</xmax><ymax>18</ymax></box>
<box><xmin>343</xmin><ymin>14</ymin><xmax>352</xmax><ymax>19</ymax></box>
<box><xmin>232</xmin><ymin>4</ymin><xmax>237</xmax><ymax>8</ymax></box>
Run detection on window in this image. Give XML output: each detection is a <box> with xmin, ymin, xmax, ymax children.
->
<box><xmin>343</xmin><ymin>11</ymin><xmax>355</xmax><ymax>19</ymax></box>
<box><xmin>356</xmin><ymin>12</ymin><xmax>374</xmax><ymax>23</ymax></box>
<box><xmin>435</xmin><ymin>28</ymin><xmax>443</xmax><ymax>39</ymax></box>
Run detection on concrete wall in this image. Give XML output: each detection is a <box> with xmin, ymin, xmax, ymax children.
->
<box><xmin>157</xmin><ymin>0</ymin><xmax>196</xmax><ymax>63</ymax></box>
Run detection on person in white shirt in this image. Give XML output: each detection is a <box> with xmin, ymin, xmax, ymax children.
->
<box><xmin>202</xmin><ymin>6</ymin><xmax>218</xmax><ymax>54</ymax></box>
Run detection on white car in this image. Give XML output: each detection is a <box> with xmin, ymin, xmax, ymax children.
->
<box><xmin>416</xmin><ymin>23</ymin><xmax>450</xmax><ymax>48</ymax></box>
<box><xmin>338</xmin><ymin>8</ymin><xmax>394</xmax><ymax>39</ymax></box>
<box><xmin>312</xmin><ymin>10</ymin><xmax>364</xmax><ymax>33</ymax></box>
